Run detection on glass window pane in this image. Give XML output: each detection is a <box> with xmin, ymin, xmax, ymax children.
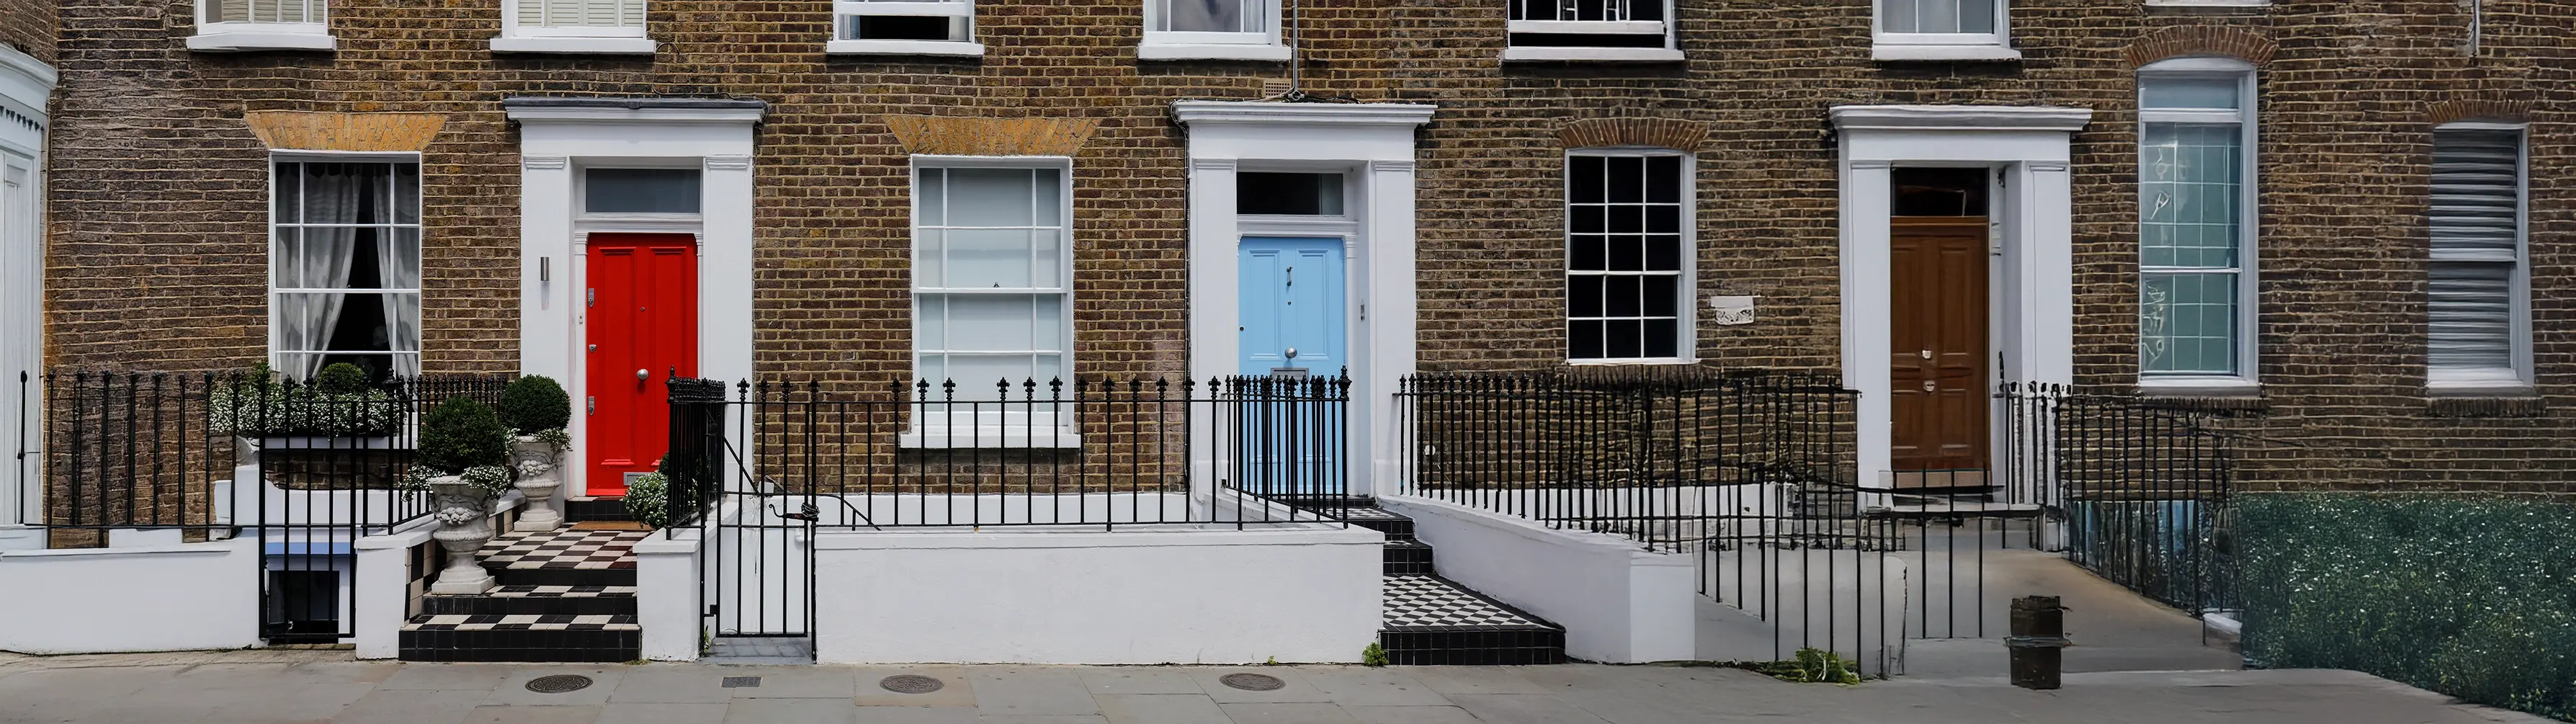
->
<box><xmin>1606</xmin><ymin>156</ymin><xmax>1643</xmax><ymax>203</ymax></box>
<box><xmin>1606</xmin><ymin>205</ymin><xmax>1642</xmax><ymax>234</ymax></box>
<box><xmin>1608</xmin><ymin>235</ymin><xmax>1644</xmax><ymax>272</ymax></box>
<box><xmin>1029</xmin><ymin>228</ymin><xmax>1061</xmax><ymax>290</ymax></box>
<box><xmin>1031</xmin><ymin>295</ymin><xmax>1063</xmax><ymax>350</ymax></box>
<box><xmin>948</xmin><ymin>169</ymin><xmax>1035</xmax><ymax>227</ymax></box>
<box><xmin>2140</xmin><ymin>123</ymin><xmax>2241</xmax><ymax>270</ymax></box>
<box><xmin>944</xmin><ymin>228</ymin><xmax>1033</xmax><ymax>288</ymax></box>
<box><xmin>1645</xmin><ymin>235</ymin><xmax>1681</xmax><ymax>272</ymax></box>
<box><xmin>1605</xmin><ymin>320</ymin><xmax>1643</xmax><ymax>359</ymax></box>
<box><xmin>1032</xmin><ymin>168</ymin><xmax>1063</xmax><ymax>223</ymax></box>
<box><xmin>949</xmin><ymin>354</ymin><xmax>1033</xmax><ymax>392</ymax></box>
<box><xmin>274</xmin><ymin>228</ymin><xmax>303</xmax><ymax>288</ymax></box>
<box><xmin>388</xmin><ymin>228</ymin><xmax>421</xmax><ymax>289</ymax></box>
<box><xmin>274</xmin><ymin>163</ymin><xmax>301</xmax><ymax>222</ymax></box>
<box><xmin>1645</xmin><ymin>204</ymin><xmax>1680</xmax><ymax>234</ymax></box>
<box><xmin>1645</xmin><ymin>156</ymin><xmax>1681</xmax><ymax>204</ymax></box>
<box><xmin>1570</xmin><ymin>236</ymin><xmax>1605</xmax><ymax>272</ymax></box>
<box><xmin>945</xmin><ymin>295</ymin><xmax>1039</xmax><ymax>351</ymax></box>
<box><xmin>1642</xmin><ymin>275</ymin><xmax>1678</xmax><ymax>316</ymax></box>
<box><xmin>1956</xmin><ymin>0</ymin><xmax>1992</xmax><ymax>33</ymax></box>
<box><xmin>918</xmin><ymin>169</ymin><xmax>945</xmax><ymax>226</ymax></box>
<box><xmin>1567</xmin><ymin>321</ymin><xmax>1604</xmax><ymax>360</ymax></box>
<box><xmin>1238</xmin><ymin>172</ymin><xmax>1343</xmax><ymax>215</ymax></box>
<box><xmin>1918</xmin><ymin>0</ymin><xmax>1959</xmax><ymax>32</ymax></box>
<box><xmin>300</xmin><ymin>164</ymin><xmax>385</xmax><ymax>225</ymax></box>
<box><xmin>1573</xmin><ymin>205</ymin><xmax>1605</xmax><ymax>234</ymax></box>
<box><xmin>1569</xmin><ymin>156</ymin><xmax>1604</xmax><ymax>204</ymax></box>
<box><xmin>1881</xmin><ymin>0</ymin><xmax>1918</xmax><ymax>32</ymax></box>
<box><xmin>913</xmin><ymin>228</ymin><xmax>944</xmax><ymax>288</ymax></box>
<box><xmin>1164</xmin><ymin>0</ymin><xmax>1251</xmax><ymax>32</ymax></box>
<box><xmin>2139</xmin><ymin>272</ymin><xmax>2237</xmax><ymax>375</ymax></box>
<box><xmin>584</xmin><ymin>168</ymin><xmax>702</xmax><ymax>214</ymax></box>
<box><xmin>1642</xmin><ymin>319</ymin><xmax>1678</xmax><ymax>359</ymax></box>
<box><xmin>917</xmin><ymin>295</ymin><xmax>948</xmax><ymax>351</ymax></box>
<box><xmin>1604</xmin><ymin>276</ymin><xmax>1642</xmax><ymax>317</ymax></box>
<box><xmin>1568</xmin><ymin>275</ymin><xmax>1603</xmax><ymax>318</ymax></box>
<box><xmin>393</xmin><ymin>164</ymin><xmax>419</xmax><ymax>225</ymax></box>
<box><xmin>2142</xmin><ymin>78</ymin><xmax>2242</xmax><ymax>110</ymax></box>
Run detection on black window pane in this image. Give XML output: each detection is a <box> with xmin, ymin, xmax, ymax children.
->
<box><xmin>1569</xmin><ymin>156</ymin><xmax>1604</xmax><ymax>204</ymax></box>
<box><xmin>275</xmin><ymin>163</ymin><xmax>301</xmax><ymax>222</ymax></box>
<box><xmin>1572</xmin><ymin>205</ymin><xmax>1604</xmax><ymax>234</ymax></box>
<box><xmin>1645</xmin><ymin>235</ymin><xmax>1681</xmax><ymax>271</ymax></box>
<box><xmin>1646</xmin><ymin>156</ymin><xmax>1681</xmax><ymax>203</ymax></box>
<box><xmin>1568</xmin><ymin>321</ymin><xmax>1605</xmax><ymax>359</ymax></box>
<box><xmin>1642</xmin><ymin>275</ymin><xmax>1678</xmax><ymax>316</ymax></box>
<box><xmin>1238</xmin><ymin>172</ymin><xmax>1344</xmax><ymax>215</ymax></box>
<box><xmin>1605</xmin><ymin>276</ymin><xmax>1642</xmax><ymax>317</ymax></box>
<box><xmin>854</xmin><ymin>14</ymin><xmax>952</xmax><ymax>40</ymax></box>
<box><xmin>1606</xmin><ymin>320</ymin><xmax>1644</xmax><ymax>359</ymax></box>
<box><xmin>1608</xmin><ymin>235</ymin><xmax>1644</xmax><ymax>272</ymax></box>
<box><xmin>1645</xmin><ymin>204</ymin><xmax>1680</xmax><ymax>233</ymax></box>
<box><xmin>1607</xmin><ymin>205</ymin><xmax>1642</xmax><ymax>233</ymax></box>
<box><xmin>1606</xmin><ymin>156</ymin><xmax>1644</xmax><ymax>202</ymax></box>
<box><xmin>1642</xmin><ymin>319</ymin><xmax>1678</xmax><ymax>358</ymax></box>
<box><xmin>1629</xmin><ymin>0</ymin><xmax>1660</xmax><ymax>22</ymax></box>
<box><xmin>1570</xmin><ymin>236</ymin><xmax>1606</xmax><ymax>272</ymax></box>
<box><xmin>1568</xmin><ymin>275</ymin><xmax>1604</xmax><ymax>318</ymax></box>
<box><xmin>586</xmin><ymin>168</ymin><xmax>702</xmax><ymax>214</ymax></box>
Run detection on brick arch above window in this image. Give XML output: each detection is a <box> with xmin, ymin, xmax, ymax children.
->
<box><xmin>243</xmin><ymin>111</ymin><xmax>447</xmax><ymax>152</ymax></box>
<box><xmin>1556</xmin><ymin>117</ymin><xmax>1707</xmax><ymax>153</ymax></box>
<box><xmin>884</xmin><ymin>115</ymin><xmax>1100</xmax><ymax>158</ymax></box>
<box><xmin>2425</xmin><ymin>99</ymin><xmax>2533</xmax><ymax>126</ymax></box>
<box><xmin>2121</xmin><ymin>26</ymin><xmax>2277</xmax><ymax>69</ymax></box>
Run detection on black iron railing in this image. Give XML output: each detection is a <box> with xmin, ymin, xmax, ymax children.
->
<box><xmin>17</xmin><ymin>370</ymin><xmax>514</xmax><ymax>544</ymax></box>
<box><xmin>1999</xmin><ymin>381</ymin><xmax>2237</xmax><ymax>616</ymax></box>
<box><xmin>667</xmin><ymin>374</ymin><xmax>1354</xmax><ymax>530</ymax></box>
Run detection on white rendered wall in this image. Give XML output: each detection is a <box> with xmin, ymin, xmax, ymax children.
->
<box><xmin>1379</xmin><ymin>494</ymin><xmax>1697</xmax><ymax>663</ymax></box>
<box><xmin>634</xmin><ymin>529</ymin><xmax>701</xmax><ymax>661</ymax></box>
<box><xmin>0</xmin><ymin>537</ymin><xmax>261</xmax><ymax>653</ymax></box>
<box><xmin>812</xmin><ymin>524</ymin><xmax>1380</xmax><ymax>664</ymax></box>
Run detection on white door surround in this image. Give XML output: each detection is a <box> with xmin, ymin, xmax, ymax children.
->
<box><xmin>506</xmin><ymin>97</ymin><xmax>764</xmax><ymax>498</ymax></box>
<box><xmin>1831</xmin><ymin>104</ymin><xmax>2090</xmax><ymax>489</ymax></box>
<box><xmin>0</xmin><ymin>44</ymin><xmax>54</xmax><ymax>550</ymax></box>
<box><xmin>1172</xmin><ymin>101</ymin><xmax>1436</xmax><ymax>499</ymax></box>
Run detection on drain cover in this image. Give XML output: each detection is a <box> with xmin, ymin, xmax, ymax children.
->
<box><xmin>524</xmin><ymin>674</ymin><xmax>594</xmax><ymax>694</ymax></box>
<box><xmin>1220</xmin><ymin>673</ymin><xmax>1285</xmax><ymax>691</ymax></box>
<box><xmin>881</xmin><ymin>674</ymin><xmax>947</xmax><ymax>694</ymax></box>
<box><xmin>721</xmin><ymin>676</ymin><xmax>762</xmax><ymax>688</ymax></box>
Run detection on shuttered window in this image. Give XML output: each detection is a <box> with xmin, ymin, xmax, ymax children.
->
<box><xmin>212</xmin><ymin>0</ymin><xmax>323</xmax><ymax>24</ymax></box>
<box><xmin>517</xmin><ymin>0</ymin><xmax>644</xmax><ymax>30</ymax></box>
<box><xmin>2427</xmin><ymin>127</ymin><xmax>2528</xmax><ymax>386</ymax></box>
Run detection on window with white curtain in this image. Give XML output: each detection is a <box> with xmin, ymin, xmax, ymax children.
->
<box><xmin>504</xmin><ymin>0</ymin><xmax>645</xmax><ymax>37</ymax></box>
<box><xmin>1874</xmin><ymin>0</ymin><xmax>2012</xmax><ymax>59</ymax></box>
<box><xmin>1566</xmin><ymin>150</ymin><xmax>1692</xmax><ymax>363</ymax></box>
<box><xmin>2427</xmin><ymin>124</ymin><xmax>2530</xmax><ymax>390</ymax></box>
<box><xmin>2136</xmin><ymin>62</ymin><xmax>2255</xmax><ymax>387</ymax></box>
<box><xmin>831</xmin><ymin>0</ymin><xmax>980</xmax><ymax>55</ymax></box>
<box><xmin>911</xmin><ymin>161</ymin><xmax>1075</xmax><ymax>444</ymax></box>
<box><xmin>271</xmin><ymin>160</ymin><xmax>422</xmax><ymax>382</ymax></box>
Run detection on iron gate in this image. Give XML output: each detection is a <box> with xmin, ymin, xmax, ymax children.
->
<box><xmin>669</xmin><ymin>377</ymin><xmax>818</xmax><ymax>652</ymax></box>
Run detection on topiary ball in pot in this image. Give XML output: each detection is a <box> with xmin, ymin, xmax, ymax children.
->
<box><xmin>496</xmin><ymin>375</ymin><xmax>573</xmax><ymax>434</ymax></box>
<box><xmin>418</xmin><ymin>396</ymin><xmax>512</xmax><ymax>475</ymax></box>
<box><xmin>313</xmin><ymin>362</ymin><xmax>372</xmax><ymax>395</ymax></box>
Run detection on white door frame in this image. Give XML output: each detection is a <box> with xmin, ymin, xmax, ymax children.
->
<box><xmin>1830</xmin><ymin>104</ymin><xmax>2090</xmax><ymax>494</ymax></box>
<box><xmin>0</xmin><ymin>44</ymin><xmax>54</xmax><ymax>549</ymax></box>
<box><xmin>1172</xmin><ymin>101</ymin><xmax>1436</xmax><ymax>500</ymax></box>
<box><xmin>506</xmin><ymin>98</ymin><xmax>763</xmax><ymax>498</ymax></box>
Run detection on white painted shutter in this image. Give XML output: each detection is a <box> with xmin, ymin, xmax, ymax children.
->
<box><xmin>2426</xmin><ymin>129</ymin><xmax>2521</xmax><ymax>372</ymax></box>
<box><xmin>522</xmin><ymin>0</ymin><xmax>642</xmax><ymax>27</ymax></box>
<box><xmin>215</xmin><ymin>0</ymin><xmax>316</xmax><ymax>23</ymax></box>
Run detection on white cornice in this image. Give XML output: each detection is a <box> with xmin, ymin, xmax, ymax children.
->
<box><xmin>0</xmin><ymin>43</ymin><xmax>57</xmax><ymax>117</ymax></box>
<box><xmin>1829</xmin><ymin>104</ymin><xmax>2092</xmax><ymax>133</ymax></box>
<box><xmin>505</xmin><ymin>98</ymin><xmax>766</xmax><ymax>125</ymax></box>
<box><xmin>1171</xmin><ymin>101</ymin><xmax>1436</xmax><ymax>128</ymax></box>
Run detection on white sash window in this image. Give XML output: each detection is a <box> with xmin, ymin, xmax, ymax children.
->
<box><xmin>829</xmin><ymin>0</ymin><xmax>984</xmax><ymax>56</ymax></box>
<box><xmin>2135</xmin><ymin>59</ymin><xmax>2257</xmax><ymax>392</ymax></box>
<box><xmin>1872</xmin><ymin>0</ymin><xmax>2016</xmax><ymax>61</ymax></box>
<box><xmin>192</xmin><ymin>0</ymin><xmax>334</xmax><ymax>50</ymax></box>
<box><xmin>1501</xmin><ymin>0</ymin><xmax>1678</xmax><ymax>62</ymax></box>
<box><xmin>909</xmin><ymin>159</ymin><xmax>1077</xmax><ymax>447</ymax></box>
<box><xmin>2426</xmin><ymin>124</ymin><xmax>2530</xmax><ymax>393</ymax></box>
<box><xmin>270</xmin><ymin>158</ymin><xmax>424</xmax><ymax>381</ymax></box>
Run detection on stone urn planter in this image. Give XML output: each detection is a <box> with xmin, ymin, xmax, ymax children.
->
<box><xmin>510</xmin><ymin>435</ymin><xmax>565</xmax><ymax>532</ymax></box>
<box><xmin>426</xmin><ymin>478</ymin><xmax>497</xmax><ymax>595</ymax></box>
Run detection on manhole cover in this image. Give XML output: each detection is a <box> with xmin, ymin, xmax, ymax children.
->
<box><xmin>721</xmin><ymin>676</ymin><xmax>762</xmax><ymax>688</ymax></box>
<box><xmin>524</xmin><ymin>674</ymin><xmax>594</xmax><ymax>694</ymax></box>
<box><xmin>1220</xmin><ymin>673</ymin><xmax>1285</xmax><ymax>691</ymax></box>
<box><xmin>880</xmin><ymin>674</ymin><xmax>946</xmax><ymax>694</ymax></box>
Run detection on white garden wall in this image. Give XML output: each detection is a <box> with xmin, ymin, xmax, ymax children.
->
<box><xmin>811</xmin><ymin>523</ymin><xmax>1379</xmax><ymax>664</ymax></box>
<box><xmin>1379</xmin><ymin>493</ymin><xmax>1698</xmax><ymax>663</ymax></box>
<box><xmin>634</xmin><ymin>529</ymin><xmax>702</xmax><ymax>661</ymax></box>
<box><xmin>0</xmin><ymin>536</ymin><xmax>260</xmax><ymax>653</ymax></box>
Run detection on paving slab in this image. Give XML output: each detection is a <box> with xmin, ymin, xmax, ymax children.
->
<box><xmin>1188</xmin><ymin>668</ymin><xmax>1334</xmax><ymax>704</ymax></box>
<box><xmin>463</xmin><ymin>703</ymin><xmax>607</xmax><ymax>724</ymax></box>
<box><xmin>1093</xmin><ymin>693</ymin><xmax>1230</xmax><ymax>724</ymax></box>
<box><xmin>1297</xmin><ymin>667</ymin><xmax>1449</xmax><ymax>707</ymax></box>
<box><xmin>723</xmin><ymin>697</ymin><xmax>855</xmax><ymax>724</ymax></box>
<box><xmin>334</xmin><ymin>689</ymin><xmax>491</xmax><ymax>724</ymax></box>
<box><xmin>1447</xmin><ymin>692</ymin><xmax>1613</xmax><ymax>724</ymax></box>
<box><xmin>850</xmin><ymin>705</ymin><xmax>980</xmax><ymax>723</ymax></box>
<box><xmin>1217</xmin><ymin>702</ymin><xmax>1364</xmax><ymax>724</ymax></box>
<box><xmin>722</xmin><ymin>665</ymin><xmax>858</xmax><ymax>699</ymax></box>
<box><xmin>970</xmin><ymin>667</ymin><xmax>1101</xmax><ymax>716</ymax></box>
<box><xmin>1077</xmin><ymin>668</ymin><xmax>1203</xmax><ymax>695</ymax></box>
<box><xmin>599</xmin><ymin>702</ymin><xmax>730</xmax><ymax>724</ymax></box>
<box><xmin>379</xmin><ymin>663</ymin><xmax>520</xmax><ymax>691</ymax></box>
<box><xmin>1344</xmin><ymin>705</ymin><xmax>1482</xmax><ymax>724</ymax></box>
<box><xmin>978</xmin><ymin>716</ymin><xmax>1112</xmax><ymax>724</ymax></box>
<box><xmin>1392</xmin><ymin>666</ymin><xmax>1555</xmax><ymax>695</ymax></box>
<box><xmin>609</xmin><ymin>666</ymin><xmax>739</xmax><ymax>703</ymax></box>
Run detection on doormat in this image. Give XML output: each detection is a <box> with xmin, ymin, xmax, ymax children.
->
<box><xmin>571</xmin><ymin>520</ymin><xmax>650</xmax><ymax>531</ymax></box>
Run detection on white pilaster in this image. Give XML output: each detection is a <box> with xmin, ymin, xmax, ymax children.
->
<box><xmin>698</xmin><ymin>155</ymin><xmax>756</xmax><ymax>389</ymax></box>
<box><xmin>1185</xmin><ymin>158</ymin><xmax>1240</xmax><ymax>509</ymax></box>
<box><xmin>1839</xmin><ymin>160</ymin><xmax>1897</xmax><ymax>490</ymax></box>
<box><xmin>2020</xmin><ymin>161</ymin><xmax>2076</xmax><ymax>387</ymax></box>
<box><xmin>1359</xmin><ymin>159</ymin><xmax>1420</xmax><ymax>498</ymax></box>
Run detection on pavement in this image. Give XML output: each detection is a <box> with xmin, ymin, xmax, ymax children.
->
<box><xmin>0</xmin><ymin>650</ymin><xmax>2555</xmax><ymax>724</ymax></box>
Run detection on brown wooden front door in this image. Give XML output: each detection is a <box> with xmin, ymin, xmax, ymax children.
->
<box><xmin>1889</xmin><ymin>217</ymin><xmax>1990</xmax><ymax>478</ymax></box>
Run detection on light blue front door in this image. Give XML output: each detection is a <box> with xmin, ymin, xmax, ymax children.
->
<box><xmin>1236</xmin><ymin>237</ymin><xmax>1346</xmax><ymax>496</ymax></box>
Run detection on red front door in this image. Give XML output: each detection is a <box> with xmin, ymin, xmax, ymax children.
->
<box><xmin>586</xmin><ymin>233</ymin><xmax>698</xmax><ymax>496</ymax></box>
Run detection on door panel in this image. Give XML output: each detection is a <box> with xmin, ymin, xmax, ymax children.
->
<box><xmin>1889</xmin><ymin>217</ymin><xmax>1990</xmax><ymax>478</ymax></box>
<box><xmin>1237</xmin><ymin>237</ymin><xmax>1346</xmax><ymax>496</ymax></box>
<box><xmin>586</xmin><ymin>233</ymin><xmax>699</xmax><ymax>496</ymax></box>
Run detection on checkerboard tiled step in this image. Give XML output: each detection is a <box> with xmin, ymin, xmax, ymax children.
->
<box><xmin>418</xmin><ymin>586</ymin><xmax>638</xmax><ymax>617</ymax></box>
<box><xmin>478</xmin><ymin>528</ymin><xmax>649</xmax><ymax>587</ymax></box>
<box><xmin>1340</xmin><ymin>506</ymin><xmax>1414</xmax><ymax>540</ymax></box>
<box><xmin>1379</xmin><ymin>575</ymin><xmax>1567</xmax><ymax>666</ymax></box>
<box><xmin>400</xmin><ymin>528</ymin><xmax>648</xmax><ymax>663</ymax></box>
<box><xmin>397</xmin><ymin>622</ymin><xmax>640</xmax><ymax>663</ymax></box>
<box><xmin>1384</xmin><ymin>540</ymin><xmax>1435</xmax><ymax>576</ymax></box>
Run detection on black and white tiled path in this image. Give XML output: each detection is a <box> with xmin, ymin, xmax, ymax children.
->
<box><xmin>401</xmin><ymin>527</ymin><xmax>647</xmax><ymax>663</ymax></box>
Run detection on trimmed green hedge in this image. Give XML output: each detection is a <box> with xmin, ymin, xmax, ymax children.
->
<box><xmin>2238</xmin><ymin>493</ymin><xmax>2576</xmax><ymax>722</ymax></box>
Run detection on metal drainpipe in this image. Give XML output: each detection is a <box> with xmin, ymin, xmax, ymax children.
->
<box><xmin>1287</xmin><ymin>0</ymin><xmax>1303</xmax><ymax>98</ymax></box>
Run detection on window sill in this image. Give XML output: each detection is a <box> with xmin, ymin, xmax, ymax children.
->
<box><xmin>1137</xmin><ymin>43</ymin><xmax>1292</xmax><ymax>62</ymax></box>
<box><xmin>825</xmin><ymin>40</ymin><xmax>985</xmax><ymax>58</ymax></box>
<box><xmin>490</xmin><ymin>36</ymin><xmax>657</xmax><ymax>55</ymax></box>
<box><xmin>187</xmin><ymin>30</ymin><xmax>336</xmax><ymax>52</ymax></box>
<box><xmin>1500</xmin><ymin>46</ymin><xmax>1684</xmax><ymax>63</ymax></box>
<box><xmin>899</xmin><ymin>429</ymin><xmax>1082</xmax><ymax>450</ymax></box>
<box><xmin>2143</xmin><ymin>0</ymin><xmax>2269</xmax><ymax>6</ymax></box>
<box><xmin>1870</xmin><ymin>44</ymin><xmax>2022</xmax><ymax>62</ymax></box>
<box><xmin>2425</xmin><ymin>379</ymin><xmax>2536</xmax><ymax>398</ymax></box>
<box><xmin>2135</xmin><ymin>377</ymin><xmax>2260</xmax><ymax>398</ymax></box>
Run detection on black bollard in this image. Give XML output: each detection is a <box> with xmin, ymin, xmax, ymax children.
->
<box><xmin>2007</xmin><ymin>595</ymin><xmax>2070</xmax><ymax>689</ymax></box>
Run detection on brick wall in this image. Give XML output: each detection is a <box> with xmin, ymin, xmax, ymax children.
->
<box><xmin>37</xmin><ymin>0</ymin><xmax>2576</xmax><ymax>491</ymax></box>
<box><xmin>0</xmin><ymin>0</ymin><xmax>54</xmax><ymax>65</ymax></box>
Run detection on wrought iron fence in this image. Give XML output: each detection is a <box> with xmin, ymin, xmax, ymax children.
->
<box><xmin>666</xmin><ymin>374</ymin><xmax>1354</xmax><ymax>530</ymax></box>
<box><xmin>2000</xmin><ymin>381</ymin><xmax>2237</xmax><ymax>617</ymax></box>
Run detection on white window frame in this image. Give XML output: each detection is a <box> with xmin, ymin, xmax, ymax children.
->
<box><xmin>1871</xmin><ymin>0</ymin><xmax>2017</xmax><ymax>61</ymax></box>
<box><xmin>827</xmin><ymin>0</ymin><xmax>985</xmax><ymax>57</ymax></box>
<box><xmin>905</xmin><ymin>155</ymin><xmax>1078</xmax><ymax>449</ymax></box>
<box><xmin>2134</xmin><ymin>57</ymin><xmax>2258</xmax><ymax>395</ymax></box>
<box><xmin>1139</xmin><ymin>0</ymin><xmax>1288</xmax><ymax>61</ymax></box>
<box><xmin>189</xmin><ymin>0</ymin><xmax>336</xmax><ymax>52</ymax></box>
<box><xmin>2425</xmin><ymin>121</ymin><xmax>2532</xmax><ymax>394</ymax></box>
<box><xmin>1501</xmin><ymin>0</ymin><xmax>1681</xmax><ymax>63</ymax></box>
<box><xmin>491</xmin><ymin>0</ymin><xmax>656</xmax><ymax>55</ymax></box>
<box><xmin>1564</xmin><ymin>147</ymin><xmax>1696</xmax><ymax>365</ymax></box>
<box><xmin>267</xmin><ymin>152</ymin><xmax>425</xmax><ymax>380</ymax></box>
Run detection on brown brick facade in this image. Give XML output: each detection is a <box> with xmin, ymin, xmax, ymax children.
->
<box><xmin>32</xmin><ymin>0</ymin><xmax>2576</xmax><ymax>491</ymax></box>
<box><xmin>0</xmin><ymin>0</ymin><xmax>55</xmax><ymax>65</ymax></box>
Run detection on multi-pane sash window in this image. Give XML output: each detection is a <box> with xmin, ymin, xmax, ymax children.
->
<box><xmin>272</xmin><ymin>160</ymin><xmax>423</xmax><ymax>381</ymax></box>
<box><xmin>210</xmin><ymin>0</ymin><xmax>323</xmax><ymax>24</ymax></box>
<box><xmin>1507</xmin><ymin>0</ymin><xmax>1671</xmax><ymax>49</ymax></box>
<box><xmin>511</xmin><ymin>0</ymin><xmax>645</xmax><ymax>36</ymax></box>
<box><xmin>1875</xmin><ymin>0</ymin><xmax>2008</xmax><ymax>52</ymax></box>
<box><xmin>1566</xmin><ymin>151</ymin><xmax>1690</xmax><ymax>362</ymax></box>
<box><xmin>1149</xmin><ymin>0</ymin><xmax>1269</xmax><ymax>37</ymax></box>
<box><xmin>913</xmin><ymin>164</ymin><xmax>1073</xmax><ymax>411</ymax></box>
<box><xmin>2427</xmin><ymin>125</ymin><xmax>2528</xmax><ymax>387</ymax></box>
<box><xmin>2137</xmin><ymin>68</ymin><xmax>2255</xmax><ymax>380</ymax></box>
<box><xmin>837</xmin><ymin>0</ymin><xmax>973</xmax><ymax>43</ymax></box>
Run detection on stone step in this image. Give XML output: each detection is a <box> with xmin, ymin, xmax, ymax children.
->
<box><xmin>475</xmin><ymin>528</ymin><xmax>648</xmax><ymax>592</ymax></box>
<box><xmin>1383</xmin><ymin>540</ymin><xmax>1434</xmax><ymax>576</ymax></box>
<box><xmin>1341</xmin><ymin>506</ymin><xmax>1413</xmax><ymax>541</ymax></box>
<box><xmin>419</xmin><ymin>585</ymin><xmax>638</xmax><ymax>617</ymax></box>
<box><xmin>1378</xmin><ymin>574</ymin><xmax>1566</xmax><ymax>666</ymax></box>
<box><xmin>397</xmin><ymin>614</ymin><xmax>640</xmax><ymax>663</ymax></box>
<box><xmin>563</xmin><ymin>496</ymin><xmax>635</xmax><ymax>523</ymax></box>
